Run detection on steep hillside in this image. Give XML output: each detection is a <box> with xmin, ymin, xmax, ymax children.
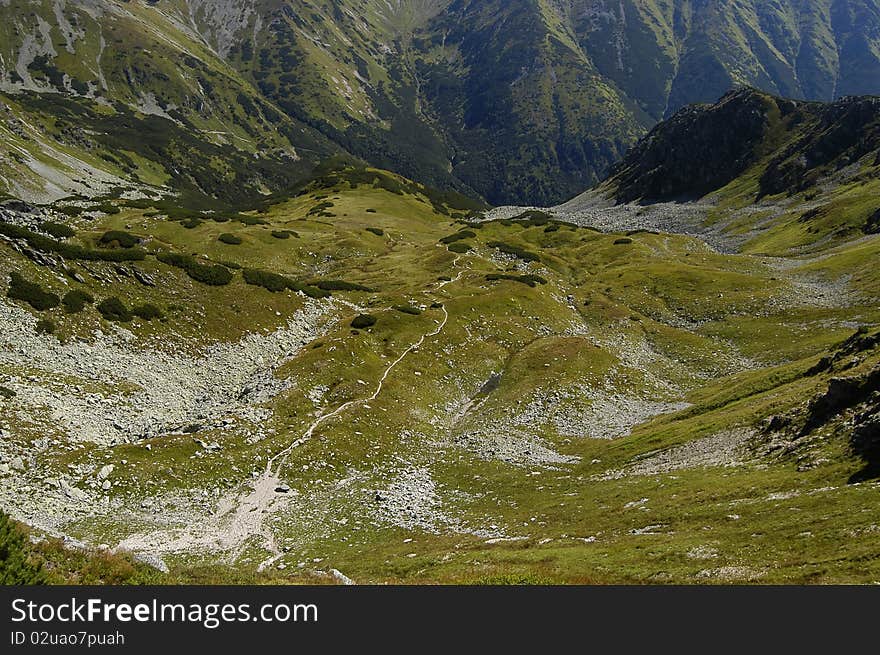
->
<box><xmin>2</xmin><ymin>1</ymin><xmax>879</xmax><ymax>206</ymax></box>
<box><xmin>586</xmin><ymin>88</ymin><xmax>880</xmax><ymax>257</ymax></box>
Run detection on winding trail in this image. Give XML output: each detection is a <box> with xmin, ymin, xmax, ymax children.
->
<box><xmin>231</xmin><ymin>260</ymin><xmax>466</xmax><ymax>570</ymax></box>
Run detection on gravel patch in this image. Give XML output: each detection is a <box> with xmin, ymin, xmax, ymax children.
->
<box><xmin>597</xmin><ymin>428</ymin><xmax>754</xmax><ymax>480</ymax></box>
<box><xmin>0</xmin><ymin>298</ymin><xmax>335</xmax><ymax>445</ymax></box>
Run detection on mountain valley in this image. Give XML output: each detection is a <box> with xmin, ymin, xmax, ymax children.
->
<box><xmin>1</xmin><ymin>2</ymin><xmax>880</xmax><ymax>585</ymax></box>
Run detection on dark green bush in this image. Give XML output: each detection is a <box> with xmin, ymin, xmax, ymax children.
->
<box><xmin>544</xmin><ymin>224</ymin><xmax>560</xmax><ymax>233</ymax></box>
<box><xmin>0</xmin><ymin>386</ymin><xmax>15</xmax><ymax>400</ymax></box>
<box><xmin>94</xmin><ymin>202</ymin><xmax>120</xmax><ymax>215</ymax></box>
<box><xmin>181</xmin><ymin>218</ymin><xmax>203</xmax><ymax>229</ymax></box>
<box><xmin>243</xmin><ymin>268</ymin><xmax>289</xmax><ymax>293</ymax></box>
<box><xmin>0</xmin><ymin>223</ymin><xmax>145</xmax><ymax>262</ymax></box>
<box><xmin>97</xmin><ymin>297</ymin><xmax>132</xmax><ymax>322</ymax></box>
<box><xmin>0</xmin><ymin>509</ymin><xmax>46</xmax><ymax>584</ymax></box>
<box><xmin>237</xmin><ymin>215</ymin><xmax>268</xmax><ymax>226</ymax></box>
<box><xmin>56</xmin><ymin>206</ymin><xmax>84</xmax><ymax>217</ymax></box>
<box><xmin>307</xmin><ymin>201</ymin><xmax>335</xmax><ymax>217</ymax></box>
<box><xmin>512</xmin><ymin>210</ymin><xmax>552</xmax><ymax>226</ymax></box>
<box><xmin>351</xmin><ymin>314</ymin><xmax>377</xmax><ymax>329</ymax></box>
<box><xmin>366</xmin><ymin>209</ymin><xmax>377</xmax><ymax>214</ymax></box>
<box><xmin>271</xmin><ymin>230</ymin><xmax>298</xmax><ymax>239</ymax></box>
<box><xmin>132</xmin><ymin>303</ymin><xmax>163</xmax><ymax>321</ymax></box>
<box><xmin>243</xmin><ymin>268</ymin><xmax>330</xmax><ymax>299</ymax></box>
<box><xmin>366</xmin><ymin>227</ymin><xmax>384</xmax><ymax>236</ymax></box>
<box><xmin>487</xmin><ymin>241</ymin><xmax>540</xmax><ymax>262</ymax></box>
<box><xmin>62</xmin><ymin>289</ymin><xmax>94</xmax><ymax>313</ymax></box>
<box><xmin>98</xmin><ymin>231</ymin><xmax>140</xmax><ymax>248</ymax></box>
<box><xmin>485</xmin><ymin>273</ymin><xmax>548</xmax><ymax>288</ymax></box>
<box><xmin>41</xmin><ymin>222</ymin><xmax>75</xmax><ymax>239</ymax></box>
<box><xmin>314</xmin><ymin>280</ymin><xmax>374</xmax><ymax>292</ymax></box>
<box><xmin>35</xmin><ymin>318</ymin><xmax>56</xmax><ymax>334</ymax></box>
<box><xmin>440</xmin><ymin>230</ymin><xmax>476</xmax><ymax>244</ymax></box>
<box><xmin>614</xmin><ymin>237</ymin><xmax>634</xmax><ymax>245</ymax></box>
<box><xmin>448</xmin><ymin>242</ymin><xmax>471</xmax><ymax>253</ymax></box>
<box><xmin>6</xmin><ymin>273</ymin><xmax>60</xmax><ymax>311</ymax></box>
<box><xmin>157</xmin><ymin>252</ymin><xmax>233</xmax><ymax>286</ymax></box>
<box><xmin>218</xmin><ymin>233</ymin><xmax>243</xmax><ymax>245</ymax></box>
<box><xmin>394</xmin><ymin>305</ymin><xmax>422</xmax><ymax>315</ymax></box>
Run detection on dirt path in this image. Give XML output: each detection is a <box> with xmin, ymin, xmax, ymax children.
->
<box><xmin>247</xmin><ymin>261</ymin><xmax>466</xmax><ymax>570</ymax></box>
<box><xmin>118</xmin><ymin>259</ymin><xmax>469</xmax><ymax>570</ymax></box>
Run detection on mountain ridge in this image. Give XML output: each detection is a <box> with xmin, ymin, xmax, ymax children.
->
<box><xmin>2</xmin><ymin>0</ymin><xmax>880</xmax><ymax>206</ymax></box>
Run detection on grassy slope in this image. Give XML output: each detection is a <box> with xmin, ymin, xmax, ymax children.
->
<box><xmin>2</xmin><ymin>160</ymin><xmax>878</xmax><ymax>583</ymax></box>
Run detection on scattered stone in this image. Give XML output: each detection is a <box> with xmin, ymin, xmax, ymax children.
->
<box><xmin>330</xmin><ymin>569</ymin><xmax>355</xmax><ymax>585</ymax></box>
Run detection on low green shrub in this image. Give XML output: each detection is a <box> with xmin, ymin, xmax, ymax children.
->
<box><xmin>271</xmin><ymin>230</ymin><xmax>298</xmax><ymax>239</ymax></box>
<box><xmin>94</xmin><ymin>203</ymin><xmax>120</xmax><ymax>215</ymax></box>
<box><xmin>242</xmin><ymin>268</ymin><xmax>289</xmax><ymax>293</ymax></box>
<box><xmin>243</xmin><ymin>268</ymin><xmax>330</xmax><ymax>298</ymax></box>
<box><xmin>439</xmin><ymin>230</ymin><xmax>476</xmax><ymax>244</ymax></box>
<box><xmin>0</xmin><ymin>509</ymin><xmax>46</xmax><ymax>584</ymax></box>
<box><xmin>485</xmin><ymin>273</ymin><xmax>548</xmax><ymax>288</ymax></box>
<box><xmin>394</xmin><ymin>305</ymin><xmax>422</xmax><ymax>315</ymax></box>
<box><xmin>351</xmin><ymin>314</ymin><xmax>377</xmax><ymax>329</ymax></box>
<box><xmin>448</xmin><ymin>242</ymin><xmax>471</xmax><ymax>253</ymax></box>
<box><xmin>6</xmin><ymin>273</ymin><xmax>60</xmax><ymax>311</ymax></box>
<box><xmin>0</xmin><ymin>224</ymin><xmax>145</xmax><ymax>262</ymax></box>
<box><xmin>366</xmin><ymin>227</ymin><xmax>384</xmax><ymax>236</ymax></box>
<box><xmin>314</xmin><ymin>280</ymin><xmax>374</xmax><ymax>292</ymax></box>
<box><xmin>181</xmin><ymin>218</ymin><xmax>202</xmax><ymax>229</ymax></box>
<box><xmin>35</xmin><ymin>318</ymin><xmax>56</xmax><ymax>334</ymax></box>
<box><xmin>157</xmin><ymin>252</ymin><xmax>233</xmax><ymax>286</ymax></box>
<box><xmin>512</xmin><ymin>210</ymin><xmax>552</xmax><ymax>226</ymax></box>
<box><xmin>41</xmin><ymin>222</ymin><xmax>75</xmax><ymax>239</ymax></box>
<box><xmin>55</xmin><ymin>206</ymin><xmax>84</xmax><ymax>217</ymax></box>
<box><xmin>218</xmin><ymin>233</ymin><xmax>243</xmax><ymax>245</ymax></box>
<box><xmin>307</xmin><ymin>201</ymin><xmax>335</xmax><ymax>217</ymax></box>
<box><xmin>62</xmin><ymin>289</ymin><xmax>94</xmax><ymax>313</ymax></box>
<box><xmin>132</xmin><ymin>303</ymin><xmax>163</xmax><ymax>321</ymax></box>
<box><xmin>366</xmin><ymin>209</ymin><xmax>377</xmax><ymax>214</ymax></box>
<box><xmin>614</xmin><ymin>237</ymin><xmax>634</xmax><ymax>245</ymax></box>
<box><xmin>99</xmin><ymin>231</ymin><xmax>140</xmax><ymax>248</ymax></box>
<box><xmin>97</xmin><ymin>297</ymin><xmax>132</xmax><ymax>322</ymax></box>
<box><xmin>237</xmin><ymin>215</ymin><xmax>268</xmax><ymax>226</ymax></box>
<box><xmin>0</xmin><ymin>386</ymin><xmax>15</xmax><ymax>400</ymax></box>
